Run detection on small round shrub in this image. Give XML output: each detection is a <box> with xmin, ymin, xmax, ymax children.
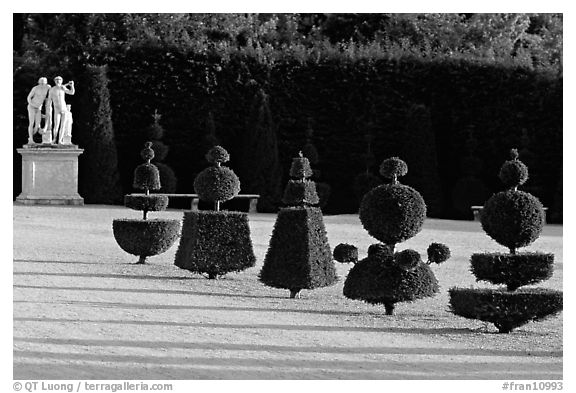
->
<box><xmin>427</xmin><ymin>243</ymin><xmax>451</xmax><ymax>264</ymax></box>
<box><xmin>481</xmin><ymin>190</ymin><xmax>545</xmax><ymax>251</ymax></box>
<box><xmin>113</xmin><ymin>218</ymin><xmax>181</xmax><ymax>263</ymax></box>
<box><xmin>194</xmin><ymin>166</ymin><xmax>240</xmax><ymax>203</ymax></box>
<box><xmin>367</xmin><ymin>243</ymin><xmax>394</xmax><ymax>259</ymax></box>
<box><xmin>359</xmin><ymin>184</ymin><xmax>426</xmax><ymax>245</ymax></box>
<box><xmin>140</xmin><ymin>142</ymin><xmax>155</xmax><ymax>162</ymax></box>
<box><xmin>282</xmin><ymin>180</ymin><xmax>319</xmax><ymax>206</ymax></box>
<box><xmin>470</xmin><ymin>252</ymin><xmax>554</xmax><ymax>290</ymax></box>
<box><xmin>449</xmin><ymin>287</ymin><xmax>563</xmax><ymax>333</ymax></box>
<box><xmin>395</xmin><ymin>249</ymin><xmax>421</xmax><ymax>270</ymax></box>
<box><xmin>379</xmin><ymin>157</ymin><xmax>408</xmax><ymax>180</ymax></box>
<box><xmin>124</xmin><ymin>194</ymin><xmax>168</xmax><ymax>212</ymax></box>
<box><xmin>205</xmin><ymin>145</ymin><xmax>230</xmax><ymax>164</ymax></box>
<box><xmin>133</xmin><ymin>163</ymin><xmax>161</xmax><ymax>191</ymax></box>
<box><xmin>333</xmin><ymin>243</ymin><xmax>358</xmax><ymax>264</ymax></box>
<box><xmin>499</xmin><ymin>149</ymin><xmax>528</xmax><ymax>188</ymax></box>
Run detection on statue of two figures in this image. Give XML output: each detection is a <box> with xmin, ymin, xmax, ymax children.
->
<box><xmin>27</xmin><ymin>76</ymin><xmax>75</xmax><ymax>146</ymax></box>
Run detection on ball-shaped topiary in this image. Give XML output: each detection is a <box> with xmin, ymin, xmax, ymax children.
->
<box><xmin>194</xmin><ymin>166</ymin><xmax>240</xmax><ymax>203</ymax></box>
<box><xmin>481</xmin><ymin>190</ymin><xmax>545</xmax><ymax>253</ymax></box>
<box><xmin>205</xmin><ymin>145</ymin><xmax>230</xmax><ymax>164</ymax></box>
<box><xmin>499</xmin><ymin>148</ymin><xmax>528</xmax><ymax>189</ymax></box>
<box><xmin>359</xmin><ymin>184</ymin><xmax>426</xmax><ymax>246</ymax></box>
<box><xmin>427</xmin><ymin>243</ymin><xmax>451</xmax><ymax>264</ymax></box>
<box><xmin>379</xmin><ymin>157</ymin><xmax>408</xmax><ymax>182</ymax></box>
<box><xmin>333</xmin><ymin>243</ymin><xmax>358</xmax><ymax>264</ymax></box>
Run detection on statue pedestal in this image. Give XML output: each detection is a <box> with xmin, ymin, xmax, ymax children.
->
<box><xmin>16</xmin><ymin>145</ymin><xmax>84</xmax><ymax>205</ymax></box>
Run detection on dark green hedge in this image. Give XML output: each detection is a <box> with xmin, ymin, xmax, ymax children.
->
<box><xmin>13</xmin><ymin>47</ymin><xmax>562</xmax><ymax>221</ymax></box>
<box><xmin>470</xmin><ymin>252</ymin><xmax>554</xmax><ymax>291</ymax></box>
<box><xmin>448</xmin><ymin>287</ymin><xmax>563</xmax><ymax>333</ymax></box>
<box><xmin>112</xmin><ymin>218</ymin><xmax>181</xmax><ymax>263</ymax></box>
<box><xmin>124</xmin><ymin>194</ymin><xmax>169</xmax><ymax>213</ymax></box>
<box><xmin>259</xmin><ymin>206</ymin><xmax>337</xmax><ymax>295</ymax></box>
<box><xmin>174</xmin><ymin>211</ymin><xmax>255</xmax><ymax>279</ymax></box>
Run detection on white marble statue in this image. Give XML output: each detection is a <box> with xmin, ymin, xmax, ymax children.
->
<box><xmin>46</xmin><ymin>76</ymin><xmax>75</xmax><ymax>144</ymax></box>
<box><xmin>60</xmin><ymin>105</ymin><xmax>73</xmax><ymax>145</ymax></box>
<box><xmin>26</xmin><ymin>77</ymin><xmax>51</xmax><ymax>144</ymax></box>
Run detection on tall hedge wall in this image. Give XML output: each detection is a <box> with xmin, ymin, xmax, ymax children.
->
<box><xmin>13</xmin><ymin>47</ymin><xmax>562</xmax><ymax>221</ymax></box>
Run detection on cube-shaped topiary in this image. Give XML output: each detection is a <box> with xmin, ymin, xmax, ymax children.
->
<box><xmin>259</xmin><ymin>153</ymin><xmax>337</xmax><ymax>298</ymax></box>
<box><xmin>337</xmin><ymin>157</ymin><xmax>451</xmax><ymax>315</ymax></box>
<box><xmin>449</xmin><ymin>149</ymin><xmax>562</xmax><ymax>333</ymax></box>
<box><xmin>174</xmin><ymin>146</ymin><xmax>255</xmax><ymax>279</ymax></box>
<box><xmin>112</xmin><ymin>142</ymin><xmax>180</xmax><ymax>264</ymax></box>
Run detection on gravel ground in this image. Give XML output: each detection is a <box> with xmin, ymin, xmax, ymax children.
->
<box><xmin>13</xmin><ymin>204</ymin><xmax>563</xmax><ymax>380</ymax></box>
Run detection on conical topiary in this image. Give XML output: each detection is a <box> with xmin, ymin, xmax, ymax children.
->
<box><xmin>142</xmin><ymin>110</ymin><xmax>177</xmax><ymax>194</ymax></box>
<box><xmin>449</xmin><ymin>149</ymin><xmax>562</xmax><ymax>333</ymax></box>
<box><xmin>335</xmin><ymin>157</ymin><xmax>451</xmax><ymax>315</ymax></box>
<box><xmin>113</xmin><ymin>142</ymin><xmax>181</xmax><ymax>264</ymax></box>
<box><xmin>301</xmin><ymin>121</ymin><xmax>331</xmax><ymax>209</ymax></box>
<box><xmin>174</xmin><ymin>146</ymin><xmax>255</xmax><ymax>279</ymax></box>
<box><xmin>259</xmin><ymin>152</ymin><xmax>337</xmax><ymax>298</ymax></box>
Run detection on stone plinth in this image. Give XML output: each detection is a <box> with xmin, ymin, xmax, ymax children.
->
<box><xmin>16</xmin><ymin>145</ymin><xmax>84</xmax><ymax>205</ymax></box>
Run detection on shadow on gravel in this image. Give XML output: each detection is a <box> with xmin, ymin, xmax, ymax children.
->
<box><xmin>13</xmin><ymin>271</ymin><xmax>193</xmax><ymax>281</ymax></box>
<box><xmin>14</xmin><ymin>260</ymin><xmax>105</xmax><ymax>265</ymax></box>
<box><xmin>13</xmin><ymin>337</ymin><xmax>563</xmax><ymax>358</ymax></box>
<box><xmin>14</xmin><ymin>284</ymin><xmax>286</xmax><ymax>300</ymax></box>
<box><xmin>14</xmin><ymin>316</ymin><xmax>475</xmax><ymax>335</ymax></box>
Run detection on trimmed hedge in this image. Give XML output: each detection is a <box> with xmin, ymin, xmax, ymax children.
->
<box><xmin>193</xmin><ymin>166</ymin><xmax>241</xmax><ymax>203</ymax></box>
<box><xmin>112</xmin><ymin>218</ymin><xmax>181</xmax><ymax>264</ymax></box>
<box><xmin>343</xmin><ymin>253</ymin><xmax>439</xmax><ymax>315</ymax></box>
<box><xmin>259</xmin><ymin>207</ymin><xmax>337</xmax><ymax>297</ymax></box>
<box><xmin>359</xmin><ymin>183</ymin><xmax>426</xmax><ymax>246</ymax></box>
<box><xmin>448</xmin><ymin>287</ymin><xmax>563</xmax><ymax>333</ymax></box>
<box><xmin>133</xmin><ymin>163</ymin><xmax>161</xmax><ymax>191</ymax></box>
<box><xmin>174</xmin><ymin>211</ymin><xmax>256</xmax><ymax>279</ymax></box>
<box><xmin>124</xmin><ymin>194</ymin><xmax>169</xmax><ymax>212</ymax></box>
<box><xmin>282</xmin><ymin>180</ymin><xmax>320</xmax><ymax>206</ymax></box>
<box><xmin>481</xmin><ymin>190</ymin><xmax>545</xmax><ymax>252</ymax></box>
<box><xmin>470</xmin><ymin>252</ymin><xmax>554</xmax><ymax>291</ymax></box>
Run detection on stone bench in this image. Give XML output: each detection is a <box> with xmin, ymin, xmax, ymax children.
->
<box><xmin>158</xmin><ymin>193</ymin><xmax>260</xmax><ymax>213</ymax></box>
<box><xmin>471</xmin><ymin>205</ymin><xmax>548</xmax><ymax>223</ymax></box>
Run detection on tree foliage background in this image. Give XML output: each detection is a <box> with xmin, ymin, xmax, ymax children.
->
<box><xmin>13</xmin><ymin>13</ymin><xmax>562</xmax><ymax>221</ymax></box>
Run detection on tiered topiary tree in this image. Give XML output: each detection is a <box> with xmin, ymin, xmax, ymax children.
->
<box><xmin>301</xmin><ymin>120</ymin><xmax>331</xmax><ymax>209</ymax></box>
<box><xmin>112</xmin><ymin>142</ymin><xmax>181</xmax><ymax>264</ymax></box>
<box><xmin>143</xmin><ymin>110</ymin><xmax>177</xmax><ymax>193</ymax></box>
<box><xmin>449</xmin><ymin>149</ymin><xmax>563</xmax><ymax>333</ymax></box>
<box><xmin>259</xmin><ymin>152</ymin><xmax>338</xmax><ymax>298</ymax></box>
<box><xmin>174</xmin><ymin>145</ymin><xmax>256</xmax><ymax>279</ymax></box>
<box><xmin>334</xmin><ymin>157</ymin><xmax>451</xmax><ymax>315</ymax></box>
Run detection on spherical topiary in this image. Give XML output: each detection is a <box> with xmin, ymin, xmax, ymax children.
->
<box><xmin>205</xmin><ymin>145</ymin><xmax>230</xmax><ymax>164</ymax></box>
<box><xmin>140</xmin><ymin>142</ymin><xmax>155</xmax><ymax>162</ymax></box>
<box><xmin>427</xmin><ymin>243</ymin><xmax>451</xmax><ymax>264</ymax></box>
<box><xmin>499</xmin><ymin>149</ymin><xmax>529</xmax><ymax>189</ymax></box>
<box><xmin>367</xmin><ymin>243</ymin><xmax>394</xmax><ymax>259</ymax></box>
<box><xmin>333</xmin><ymin>243</ymin><xmax>358</xmax><ymax>264</ymax></box>
<box><xmin>133</xmin><ymin>163</ymin><xmax>161</xmax><ymax>191</ymax></box>
<box><xmin>359</xmin><ymin>183</ymin><xmax>426</xmax><ymax>246</ymax></box>
<box><xmin>290</xmin><ymin>153</ymin><xmax>313</xmax><ymax>179</ymax></box>
<box><xmin>481</xmin><ymin>190</ymin><xmax>545</xmax><ymax>252</ymax></box>
<box><xmin>379</xmin><ymin>157</ymin><xmax>408</xmax><ymax>181</ymax></box>
<box><xmin>395</xmin><ymin>249</ymin><xmax>421</xmax><ymax>271</ymax></box>
<box><xmin>194</xmin><ymin>166</ymin><xmax>240</xmax><ymax>203</ymax></box>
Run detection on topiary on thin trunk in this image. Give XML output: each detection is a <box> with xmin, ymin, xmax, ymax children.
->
<box><xmin>336</xmin><ymin>157</ymin><xmax>451</xmax><ymax>315</ymax></box>
<box><xmin>141</xmin><ymin>110</ymin><xmax>177</xmax><ymax>194</ymax></box>
<box><xmin>112</xmin><ymin>142</ymin><xmax>180</xmax><ymax>264</ymax></box>
<box><xmin>449</xmin><ymin>149</ymin><xmax>562</xmax><ymax>333</ymax></box>
<box><xmin>259</xmin><ymin>152</ymin><xmax>337</xmax><ymax>298</ymax></box>
<box><xmin>174</xmin><ymin>146</ymin><xmax>255</xmax><ymax>279</ymax></box>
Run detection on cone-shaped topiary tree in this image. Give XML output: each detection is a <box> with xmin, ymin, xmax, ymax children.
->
<box><xmin>259</xmin><ymin>152</ymin><xmax>338</xmax><ymax>298</ymax></box>
<box><xmin>335</xmin><ymin>157</ymin><xmax>451</xmax><ymax>315</ymax></box>
<box><xmin>174</xmin><ymin>145</ymin><xmax>255</xmax><ymax>279</ymax></box>
<box><xmin>449</xmin><ymin>149</ymin><xmax>563</xmax><ymax>333</ymax></box>
<box><xmin>112</xmin><ymin>142</ymin><xmax>181</xmax><ymax>264</ymax></box>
